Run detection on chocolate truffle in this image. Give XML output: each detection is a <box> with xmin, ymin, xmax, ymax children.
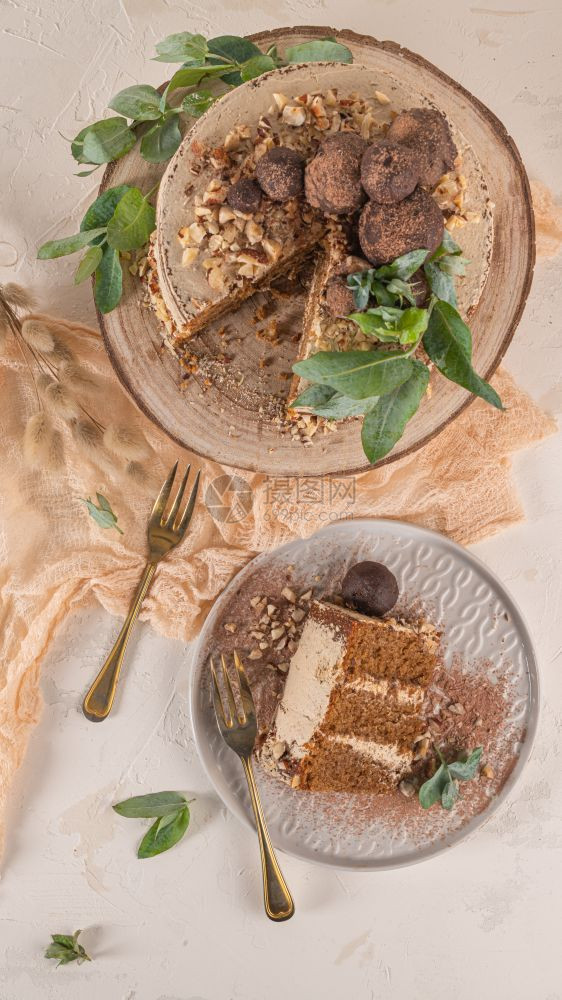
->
<box><xmin>325</xmin><ymin>278</ymin><xmax>356</xmax><ymax>318</ymax></box>
<box><xmin>226</xmin><ymin>178</ymin><xmax>262</xmax><ymax>214</ymax></box>
<box><xmin>358</xmin><ymin>188</ymin><xmax>444</xmax><ymax>265</ymax></box>
<box><xmin>305</xmin><ymin>133</ymin><xmax>367</xmax><ymax>215</ymax></box>
<box><xmin>255</xmin><ymin>146</ymin><xmax>305</xmax><ymax>201</ymax></box>
<box><xmin>387</xmin><ymin>108</ymin><xmax>457</xmax><ymax>189</ymax></box>
<box><xmin>360</xmin><ymin>140</ymin><xmax>419</xmax><ymax>204</ymax></box>
<box><xmin>342</xmin><ymin>561</ymin><xmax>399</xmax><ymax>617</ymax></box>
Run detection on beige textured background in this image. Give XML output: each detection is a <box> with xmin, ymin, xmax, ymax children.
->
<box><xmin>1</xmin><ymin>2</ymin><xmax>561</xmax><ymax>999</ymax></box>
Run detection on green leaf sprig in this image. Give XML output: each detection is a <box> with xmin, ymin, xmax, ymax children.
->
<box><xmin>44</xmin><ymin>929</ymin><xmax>91</xmax><ymax>967</ymax></box>
<box><xmin>291</xmin><ymin>237</ymin><xmax>503</xmax><ymax>464</ymax></box>
<box><xmin>418</xmin><ymin>746</ymin><xmax>483</xmax><ymax>811</ymax></box>
<box><xmin>81</xmin><ymin>493</ymin><xmax>123</xmax><ymax>534</ymax></box>
<box><xmin>38</xmin><ymin>184</ymin><xmax>156</xmax><ymax>313</ymax></box>
<box><xmin>113</xmin><ymin>791</ymin><xmax>192</xmax><ymax>858</ymax></box>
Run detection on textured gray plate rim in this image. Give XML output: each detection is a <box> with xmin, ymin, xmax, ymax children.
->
<box><xmin>189</xmin><ymin>519</ymin><xmax>539</xmax><ymax>872</ymax></box>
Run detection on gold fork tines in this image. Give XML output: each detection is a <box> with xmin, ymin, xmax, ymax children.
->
<box><xmin>82</xmin><ymin>461</ymin><xmax>200</xmax><ymax>722</ymax></box>
<box><xmin>210</xmin><ymin>651</ymin><xmax>295</xmax><ymax>922</ymax></box>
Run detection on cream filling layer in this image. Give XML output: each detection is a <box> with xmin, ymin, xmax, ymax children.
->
<box><xmin>328</xmin><ymin>734</ymin><xmax>412</xmax><ymax>773</ymax></box>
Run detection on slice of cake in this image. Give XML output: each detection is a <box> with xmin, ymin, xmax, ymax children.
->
<box><xmin>261</xmin><ymin>600</ymin><xmax>438</xmax><ymax>793</ymax></box>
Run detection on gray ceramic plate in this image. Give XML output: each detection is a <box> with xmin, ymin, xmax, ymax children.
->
<box><xmin>189</xmin><ymin>520</ymin><xmax>538</xmax><ymax>870</ymax></box>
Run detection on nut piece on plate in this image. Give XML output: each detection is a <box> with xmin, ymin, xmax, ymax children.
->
<box><xmin>358</xmin><ymin>188</ymin><xmax>444</xmax><ymax>265</ymax></box>
<box><xmin>325</xmin><ymin>278</ymin><xmax>356</xmax><ymax>318</ymax></box>
<box><xmin>305</xmin><ymin>133</ymin><xmax>367</xmax><ymax>215</ymax></box>
<box><xmin>387</xmin><ymin>108</ymin><xmax>457</xmax><ymax>189</ymax></box>
<box><xmin>226</xmin><ymin>178</ymin><xmax>262</xmax><ymax>214</ymax></box>
<box><xmin>361</xmin><ymin>140</ymin><xmax>420</xmax><ymax>204</ymax></box>
<box><xmin>255</xmin><ymin>146</ymin><xmax>305</xmax><ymax>201</ymax></box>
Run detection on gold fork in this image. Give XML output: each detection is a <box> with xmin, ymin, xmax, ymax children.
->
<box><xmin>210</xmin><ymin>651</ymin><xmax>295</xmax><ymax>922</ymax></box>
<box><xmin>83</xmin><ymin>461</ymin><xmax>200</xmax><ymax>722</ymax></box>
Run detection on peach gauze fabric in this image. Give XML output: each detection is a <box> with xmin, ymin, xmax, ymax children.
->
<box><xmin>0</xmin><ymin>311</ymin><xmax>556</xmax><ymax>857</ymax></box>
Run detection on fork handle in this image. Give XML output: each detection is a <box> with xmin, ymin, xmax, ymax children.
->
<box><xmin>82</xmin><ymin>561</ymin><xmax>157</xmax><ymax>722</ymax></box>
<box><xmin>241</xmin><ymin>756</ymin><xmax>295</xmax><ymax>921</ymax></box>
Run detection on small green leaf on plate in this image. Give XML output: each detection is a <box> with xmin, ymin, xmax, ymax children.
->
<box><xmin>375</xmin><ymin>248</ymin><xmax>429</xmax><ymax>281</ymax></box>
<box><xmin>207</xmin><ymin>35</ymin><xmax>262</xmax><ymax>64</ymax></box>
<box><xmin>74</xmin><ymin>245</ymin><xmax>103</xmax><ymax>285</ymax></box>
<box><xmin>137</xmin><ymin>805</ymin><xmax>190</xmax><ymax>858</ymax></box>
<box><xmin>80</xmin><ymin>184</ymin><xmax>132</xmax><ymax>233</ymax></box>
<box><xmin>448</xmin><ymin>747</ymin><xmax>483</xmax><ymax>781</ymax></box>
<box><xmin>290</xmin><ymin>384</ymin><xmax>338</xmax><ymax>409</ymax></box>
<box><xmin>441</xmin><ymin>778</ymin><xmax>459</xmax><ymax>810</ymax></box>
<box><xmin>418</xmin><ymin>762</ymin><xmax>450</xmax><ymax>809</ymax></box>
<box><xmin>113</xmin><ymin>791</ymin><xmax>188</xmax><ymax>818</ymax></box>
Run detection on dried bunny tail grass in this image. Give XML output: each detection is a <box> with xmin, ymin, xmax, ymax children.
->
<box><xmin>41</xmin><ymin>377</ymin><xmax>81</xmax><ymax>418</ymax></box>
<box><xmin>50</xmin><ymin>336</ymin><xmax>75</xmax><ymax>363</ymax></box>
<box><xmin>70</xmin><ymin>417</ymin><xmax>103</xmax><ymax>453</ymax></box>
<box><xmin>47</xmin><ymin>429</ymin><xmax>65</xmax><ymax>471</ymax></box>
<box><xmin>126</xmin><ymin>460</ymin><xmax>148</xmax><ymax>485</ymax></box>
<box><xmin>21</xmin><ymin>319</ymin><xmax>55</xmax><ymax>353</ymax></box>
<box><xmin>59</xmin><ymin>360</ymin><xmax>100</xmax><ymax>392</ymax></box>
<box><xmin>2</xmin><ymin>282</ymin><xmax>37</xmax><ymax>313</ymax></box>
<box><xmin>23</xmin><ymin>411</ymin><xmax>54</xmax><ymax>469</ymax></box>
<box><xmin>103</xmin><ymin>424</ymin><xmax>151</xmax><ymax>462</ymax></box>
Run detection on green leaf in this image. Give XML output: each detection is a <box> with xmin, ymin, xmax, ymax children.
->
<box><xmin>424</xmin><ymin>260</ymin><xmax>457</xmax><ymax>307</ymax></box>
<box><xmin>75</xmin><ymin>166</ymin><xmax>101</xmax><ymax>177</ymax></box>
<box><xmin>439</xmin><ymin>255</ymin><xmax>469</xmax><ymax>277</ymax></box>
<box><xmin>441</xmin><ymin>778</ymin><xmax>459</xmax><ymax>810</ymax></box>
<box><xmin>80</xmin><ymin>184</ymin><xmax>132</xmax><ymax>234</ymax></box>
<box><xmin>240</xmin><ymin>54</ymin><xmax>276</xmax><ymax>81</ymax></box>
<box><xmin>375</xmin><ymin>249</ymin><xmax>429</xmax><ymax>281</ymax></box>
<box><xmin>81</xmin><ymin>117</ymin><xmax>137</xmax><ymax>164</ymax></box>
<box><xmin>94</xmin><ymin>247</ymin><xmax>123</xmax><ymax>314</ymax></box>
<box><xmin>424</xmin><ymin>301</ymin><xmax>503</xmax><ymax>410</ymax></box>
<box><xmin>70</xmin><ymin>125</ymin><xmax>93</xmax><ymax>164</ymax></box>
<box><xmin>396</xmin><ymin>307</ymin><xmax>430</xmax><ymax>344</ymax></box>
<box><xmin>385</xmin><ymin>277</ymin><xmax>418</xmax><ymax>307</ymax></box>
<box><xmin>361</xmin><ymin>361</ymin><xmax>429</xmax><ymax>463</ymax></box>
<box><xmin>346</xmin><ymin>269</ymin><xmax>374</xmax><ymax>310</ymax></box>
<box><xmin>166</xmin><ymin>63</ymin><xmax>232</xmax><ymax>96</ymax></box>
<box><xmin>154</xmin><ymin>31</ymin><xmax>209</xmax><ymax>63</ymax></box>
<box><xmin>181</xmin><ymin>90</ymin><xmax>216</xmax><ymax>118</ymax></box>
<box><xmin>448</xmin><ymin>747</ymin><xmax>483</xmax><ymax>781</ymax></box>
<box><xmin>45</xmin><ymin>930</ymin><xmax>91</xmax><ymax>966</ymax></box>
<box><xmin>74</xmin><ymin>245</ymin><xmax>103</xmax><ymax>284</ymax></box>
<box><xmin>290</xmin><ymin>384</ymin><xmax>337</xmax><ymax>409</ymax></box>
<box><xmin>137</xmin><ymin>805</ymin><xmax>190</xmax><ymax>858</ymax></box>
<box><xmin>81</xmin><ymin>494</ymin><xmax>123</xmax><ymax>533</ymax></box>
<box><xmin>113</xmin><ymin>790</ymin><xmax>188</xmax><ymax>818</ymax></box>
<box><xmin>108</xmin><ymin>84</ymin><xmax>163</xmax><ymax>121</ymax></box>
<box><xmin>106</xmin><ymin>187</ymin><xmax>156</xmax><ymax>251</ymax></box>
<box><xmin>419</xmin><ymin>762</ymin><xmax>450</xmax><ymax>809</ymax></box>
<box><xmin>140</xmin><ymin>116</ymin><xmax>182</xmax><ymax>163</ymax></box>
<box><xmin>310</xmin><ymin>393</ymin><xmax>379</xmax><ymax>419</ymax></box>
<box><xmin>96</xmin><ymin>492</ymin><xmax>112</xmax><ymax>512</ymax></box>
<box><xmin>293</xmin><ymin>350</ymin><xmax>415</xmax><ymax>400</ymax></box>
<box><xmin>207</xmin><ymin>35</ymin><xmax>262</xmax><ymax>64</ymax></box>
<box><xmin>285</xmin><ymin>39</ymin><xmax>353</xmax><ymax>64</ymax></box>
<box><xmin>37</xmin><ymin>228</ymin><xmax>107</xmax><ymax>260</ymax></box>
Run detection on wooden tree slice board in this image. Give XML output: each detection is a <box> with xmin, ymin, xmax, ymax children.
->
<box><xmin>98</xmin><ymin>26</ymin><xmax>534</xmax><ymax>476</ymax></box>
